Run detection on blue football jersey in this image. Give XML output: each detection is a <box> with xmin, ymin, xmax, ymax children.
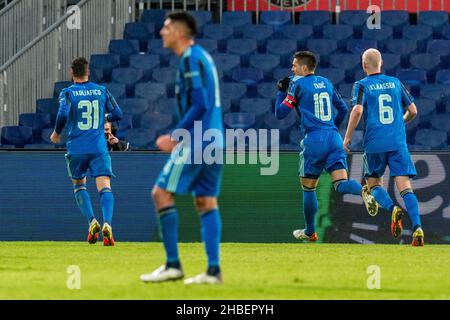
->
<box><xmin>351</xmin><ymin>73</ymin><xmax>414</xmax><ymax>153</ymax></box>
<box><xmin>58</xmin><ymin>82</ymin><xmax>121</xmax><ymax>155</ymax></box>
<box><xmin>176</xmin><ymin>45</ymin><xmax>224</xmax><ymax>149</ymax></box>
<box><xmin>282</xmin><ymin>74</ymin><xmax>348</xmax><ymax>133</ymax></box>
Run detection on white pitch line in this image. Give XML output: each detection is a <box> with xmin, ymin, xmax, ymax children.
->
<box><xmin>352</xmin><ymin>223</ymin><xmax>379</xmax><ymax>231</ymax></box>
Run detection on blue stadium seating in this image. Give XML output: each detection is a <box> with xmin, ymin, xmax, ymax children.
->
<box><xmin>354</xmin><ymin>68</ymin><xmax>367</xmax><ymax>81</ymax></box>
<box><xmin>413</xmin><ymin>98</ymin><xmax>436</xmax><ymax>126</ymax></box>
<box><xmin>444</xmin><ymin>95</ymin><xmax>450</xmax><ymax>113</ymax></box>
<box><xmin>224</xmin><ymin>112</ymin><xmax>255</xmax><ymax>130</ymax></box>
<box><xmin>89</xmin><ymin>67</ymin><xmax>104</xmax><ymax>83</ymax></box>
<box><xmin>0</xmin><ymin>144</ymin><xmax>15</xmax><ymax>149</ymax></box>
<box><xmin>112</xmin><ymin>68</ymin><xmax>144</xmax><ymax>97</ymax></box>
<box><xmin>257</xmin><ymin>82</ymin><xmax>277</xmax><ymax>104</ymax></box>
<box><xmin>261</xmin><ymin>11</ymin><xmax>291</xmax><ymax>33</ymax></box>
<box><xmin>299</xmin><ymin>11</ymin><xmax>331</xmax><ymax>37</ymax></box>
<box><xmin>350</xmin><ymin>130</ymin><xmax>364</xmax><ymax>151</ymax></box>
<box><xmin>402</xmin><ymin>25</ymin><xmax>433</xmax><ymax>52</ymax></box>
<box><xmin>249</xmin><ymin>54</ymin><xmax>280</xmax><ymax>81</ymax></box>
<box><xmin>329</xmin><ymin>54</ymin><xmax>360</xmax><ymax>82</ymax></box>
<box><xmin>151</xmin><ymin>67</ymin><xmax>177</xmax><ymax>96</ymax></box>
<box><xmin>188</xmin><ymin>10</ymin><xmax>212</xmax><ymax>34</ymax></box>
<box><xmin>140</xmin><ymin>112</ymin><xmax>174</xmax><ymax>135</ymax></box>
<box><xmin>419</xmin><ymin>84</ymin><xmax>450</xmax><ymax>111</ymax></box>
<box><xmin>339</xmin><ymin>10</ymin><xmax>368</xmax><ymax>36</ymax></box>
<box><xmin>90</xmin><ymin>54</ymin><xmax>120</xmax><ymax>83</ymax></box>
<box><xmin>152</xmin><ymin>98</ymin><xmax>180</xmax><ymax>122</ymax></box>
<box><xmin>323</xmin><ymin>25</ymin><xmax>354</xmax><ymax>51</ymax></box>
<box><xmin>140</xmin><ymin>9</ymin><xmax>167</xmax><ymax>33</ymax></box>
<box><xmin>281</xmin><ymin>25</ymin><xmax>313</xmax><ymax>49</ymax></box>
<box><xmin>41</xmin><ymin>127</ymin><xmax>67</xmax><ymax>147</ymax></box>
<box><xmin>266</xmin><ymin>39</ymin><xmax>297</xmax><ymax>67</ymax></box>
<box><xmin>436</xmin><ymin>69</ymin><xmax>450</xmax><ymax>85</ymax></box>
<box><xmin>338</xmin><ymin>83</ymin><xmax>354</xmax><ymax>101</ymax></box>
<box><xmin>222</xmin><ymin>97</ymin><xmax>232</xmax><ymax>114</ymax></box>
<box><xmin>19</xmin><ymin>113</ymin><xmax>51</xmax><ymax>143</ymax></box>
<box><xmin>124</xmin><ymin>22</ymin><xmax>155</xmax><ymax>52</ymax></box>
<box><xmin>381</xmin><ymin>53</ymin><xmax>401</xmax><ymax>75</ymax></box>
<box><xmin>24</xmin><ymin>144</ymin><xmax>55</xmax><ymax>149</ymax></box>
<box><xmin>221</xmin><ymin>83</ymin><xmax>247</xmax><ymax>110</ymax></box>
<box><xmin>212</xmin><ymin>53</ymin><xmax>240</xmax><ymax>81</ymax></box>
<box><xmin>442</xmin><ymin>25</ymin><xmax>450</xmax><ymax>40</ymax></box>
<box><xmin>346</xmin><ymin>39</ymin><xmax>377</xmax><ymax>55</ymax></box>
<box><xmin>409</xmin><ymin>54</ymin><xmax>441</xmax><ymax>82</ymax></box>
<box><xmin>232</xmin><ymin>68</ymin><xmax>264</xmax><ymax>96</ymax></box>
<box><xmin>195</xmin><ymin>38</ymin><xmax>218</xmax><ymax>54</ymax></box>
<box><xmin>221</xmin><ymin>11</ymin><xmax>253</xmax><ymax>38</ymax></box>
<box><xmin>396</xmin><ymin>69</ymin><xmax>427</xmax><ymax>95</ymax></box>
<box><xmin>405</xmin><ymin>113</ymin><xmax>421</xmax><ymax>143</ymax></box>
<box><xmin>1</xmin><ymin>126</ymin><xmax>33</xmax><ymax>148</ymax></box>
<box><xmin>169</xmin><ymin>55</ymin><xmax>180</xmax><ymax>68</ymax></box>
<box><xmin>203</xmin><ymin>24</ymin><xmax>234</xmax><ymax>51</ymax></box>
<box><xmin>118</xmin><ymin>98</ymin><xmax>150</xmax><ymax>128</ymax></box>
<box><xmin>427</xmin><ymin>40</ymin><xmax>450</xmax><ymax>68</ymax></box>
<box><xmin>415</xmin><ymin>129</ymin><xmax>447</xmax><ymax>149</ymax></box>
<box><xmin>100</xmin><ymin>83</ymin><xmax>126</xmax><ymax>101</ymax></box>
<box><xmin>36</xmin><ymin>98</ymin><xmax>59</xmax><ymax>125</ymax></box>
<box><xmin>129</xmin><ymin>54</ymin><xmax>160</xmax><ymax>81</ymax></box>
<box><xmin>226</xmin><ymin>39</ymin><xmax>257</xmax><ymax>67</ymax></box>
<box><xmin>307</xmin><ymin>39</ymin><xmax>338</xmax><ymax>67</ymax></box>
<box><xmin>53</xmin><ymin>81</ymin><xmax>72</xmax><ymax>98</ymax></box>
<box><xmin>242</xmin><ymin>25</ymin><xmax>274</xmax><ymax>52</ymax></box>
<box><xmin>239</xmin><ymin>98</ymin><xmax>272</xmax><ymax>128</ymax></box>
<box><xmin>147</xmin><ymin>39</ymin><xmax>172</xmax><ymax>66</ymax></box>
<box><xmin>273</xmin><ymin>68</ymin><xmax>292</xmax><ymax>80</ymax></box>
<box><xmin>363</xmin><ymin>25</ymin><xmax>393</xmax><ymax>51</ymax></box>
<box><xmin>386</xmin><ymin>39</ymin><xmax>417</xmax><ymax>67</ymax></box>
<box><xmin>289</xmin><ymin>127</ymin><xmax>304</xmax><ymax>146</ymax></box>
<box><xmin>316</xmin><ymin>68</ymin><xmax>345</xmax><ymax>87</ymax></box>
<box><xmin>430</xmin><ymin>114</ymin><xmax>450</xmax><ymax>142</ymax></box>
<box><xmin>109</xmin><ymin>39</ymin><xmax>140</xmax><ymax>67</ymax></box>
<box><xmin>381</xmin><ymin>11</ymin><xmax>410</xmax><ymax>37</ymax></box>
<box><xmin>264</xmin><ymin>112</ymin><xmax>297</xmax><ymax>144</ymax></box>
<box><xmin>418</xmin><ymin>11</ymin><xmax>449</xmax><ymax>38</ymax></box>
<box><xmin>125</xmin><ymin>128</ymin><xmax>156</xmax><ymax>150</ymax></box>
<box><xmin>117</xmin><ymin>114</ymin><xmax>133</xmax><ymax>139</ymax></box>
<box><xmin>134</xmin><ymin>82</ymin><xmax>166</xmax><ymax>105</ymax></box>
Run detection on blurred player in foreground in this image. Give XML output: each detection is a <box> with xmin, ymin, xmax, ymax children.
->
<box><xmin>275</xmin><ymin>51</ymin><xmax>378</xmax><ymax>242</ymax></box>
<box><xmin>344</xmin><ymin>48</ymin><xmax>424</xmax><ymax>246</ymax></box>
<box><xmin>140</xmin><ymin>12</ymin><xmax>224</xmax><ymax>284</ymax></box>
<box><xmin>50</xmin><ymin>57</ymin><xmax>123</xmax><ymax>246</ymax></box>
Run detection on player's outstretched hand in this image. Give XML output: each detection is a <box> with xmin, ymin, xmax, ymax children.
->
<box><xmin>343</xmin><ymin>136</ymin><xmax>351</xmax><ymax>153</ymax></box>
<box><xmin>50</xmin><ymin>131</ymin><xmax>60</xmax><ymax>144</ymax></box>
<box><xmin>156</xmin><ymin>134</ymin><xmax>178</xmax><ymax>153</ymax></box>
<box><xmin>277</xmin><ymin>76</ymin><xmax>291</xmax><ymax>92</ymax></box>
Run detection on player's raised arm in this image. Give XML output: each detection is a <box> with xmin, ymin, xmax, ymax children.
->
<box><xmin>332</xmin><ymin>87</ymin><xmax>349</xmax><ymax>129</ymax></box>
<box><xmin>400</xmin><ymin>82</ymin><xmax>418</xmax><ymax>124</ymax></box>
<box><xmin>51</xmin><ymin>89</ymin><xmax>71</xmax><ymax>144</ymax></box>
<box><xmin>275</xmin><ymin>77</ymin><xmax>297</xmax><ymax>120</ymax></box>
<box><xmin>105</xmin><ymin>89</ymin><xmax>123</xmax><ymax>122</ymax></box>
<box><xmin>343</xmin><ymin>82</ymin><xmax>365</xmax><ymax>153</ymax></box>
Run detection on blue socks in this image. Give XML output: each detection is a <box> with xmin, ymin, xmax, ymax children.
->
<box><xmin>158</xmin><ymin>206</ymin><xmax>180</xmax><ymax>268</ymax></box>
<box><xmin>99</xmin><ymin>188</ymin><xmax>114</xmax><ymax>225</ymax></box>
<box><xmin>73</xmin><ymin>184</ymin><xmax>95</xmax><ymax>224</ymax></box>
<box><xmin>303</xmin><ymin>189</ymin><xmax>318</xmax><ymax>236</ymax></box>
<box><xmin>334</xmin><ymin>179</ymin><xmax>363</xmax><ymax>196</ymax></box>
<box><xmin>371</xmin><ymin>186</ymin><xmax>395</xmax><ymax>213</ymax></box>
<box><xmin>401</xmin><ymin>190</ymin><xmax>422</xmax><ymax>231</ymax></box>
<box><xmin>201</xmin><ymin>209</ymin><xmax>222</xmax><ymax>274</ymax></box>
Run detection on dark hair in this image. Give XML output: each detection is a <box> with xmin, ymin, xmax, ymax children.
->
<box><xmin>71</xmin><ymin>57</ymin><xmax>89</xmax><ymax>78</ymax></box>
<box><xmin>293</xmin><ymin>51</ymin><xmax>317</xmax><ymax>71</ymax></box>
<box><xmin>166</xmin><ymin>11</ymin><xmax>197</xmax><ymax>38</ymax></box>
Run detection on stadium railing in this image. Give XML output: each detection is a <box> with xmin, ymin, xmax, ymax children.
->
<box><xmin>0</xmin><ymin>0</ymin><xmax>135</xmax><ymax>130</ymax></box>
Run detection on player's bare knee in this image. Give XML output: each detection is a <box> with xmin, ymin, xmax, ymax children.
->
<box><xmin>195</xmin><ymin>197</ymin><xmax>217</xmax><ymax>213</ymax></box>
<box><xmin>96</xmin><ymin>176</ymin><xmax>111</xmax><ymax>192</ymax></box>
<box><xmin>152</xmin><ymin>186</ymin><xmax>174</xmax><ymax>210</ymax></box>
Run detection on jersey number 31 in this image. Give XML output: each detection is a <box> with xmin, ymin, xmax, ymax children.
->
<box><xmin>78</xmin><ymin>100</ymin><xmax>100</xmax><ymax>130</ymax></box>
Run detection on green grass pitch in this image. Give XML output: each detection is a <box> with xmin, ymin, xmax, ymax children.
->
<box><xmin>0</xmin><ymin>242</ymin><xmax>449</xmax><ymax>300</ymax></box>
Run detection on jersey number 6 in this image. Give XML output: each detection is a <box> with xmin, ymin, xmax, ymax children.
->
<box><xmin>378</xmin><ymin>94</ymin><xmax>394</xmax><ymax>125</ymax></box>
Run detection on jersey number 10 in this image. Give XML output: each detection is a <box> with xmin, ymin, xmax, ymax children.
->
<box><xmin>313</xmin><ymin>92</ymin><xmax>332</xmax><ymax>121</ymax></box>
<box><xmin>78</xmin><ymin>100</ymin><xmax>100</xmax><ymax>130</ymax></box>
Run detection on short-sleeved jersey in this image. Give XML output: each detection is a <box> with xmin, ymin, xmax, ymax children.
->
<box><xmin>176</xmin><ymin>45</ymin><xmax>224</xmax><ymax>149</ymax></box>
<box><xmin>351</xmin><ymin>74</ymin><xmax>413</xmax><ymax>153</ymax></box>
<box><xmin>59</xmin><ymin>82</ymin><xmax>120</xmax><ymax>155</ymax></box>
<box><xmin>283</xmin><ymin>74</ymin><xmax>346</xmax><ymax>133</ymax></box>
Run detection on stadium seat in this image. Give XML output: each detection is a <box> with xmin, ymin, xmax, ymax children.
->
<box><xmin>1</xmin><ymin>126</ymin><xmax>33</xmax><ymax>148</ymax></box>
<box><xmin>0</xmin><ymin>144</ymin><xmax>15</xmax><ymax>149</ymax></box>
<box><xmin>109</xmin><ymin>40</ymin><xmax>140</xmax><ymax>67</ymax></box>
<box><xmin>53</xmin><ymin>81</ymin><xmax>72</xmax><ymax>98</ymax></box>
<box><xmin>419</xmin><ymin>84</ymin><xmax>450</xmax><ymax>111</ymax></box>
<box><xmin>289</xmin><ymin>127</ymin><xmax>305</xmax><ymax>146</ymax></box>
<box><xmin>223</xmin><ymin>112</ymin><xmax>255</xmax><ymax>130</ymax></box>
<box><xmin>125</xmin><ymin>128</ymin><xmax>156</xmax><ymax>150</ymax></box>
<box><xmin>118</xmin><ymin>98</ymin><xmax>150</xmax><ymax>128</ymax></box>
<box><xmin>257</xmin><ymin>82</ymin><xmax>277</xmax><ymax>104</ymax></box>
<box><xmin>239</xmin><ymin>98</ymin><xmax>272</xmax><ymax>128</ymax></box>
<box><xmin>386</xmin><ymin>39</ymin><xmax>418</xmax><ymax>67</ymax></box>
<box><xmin>396</xmin><ymin>69</ymin><xmax>427</xmax><ymax>95</ymax></box>
<box><xmin>221</xmin><ymin>83</ymin><xmax>247</xmax><ymax>110</ymax></box>
<box><xmin>242</xmin><ymin>25</ymin><xmax>274</xmax><ymax>52</ymax></box>
<box><xmin>89</xmin><ymin>67</ymin><xmax>104</xmax><ymax>83</ymax></box>
<box><xmin>427</xmin><ymin>40</ymin><xmax>450</xmax><ymax>68</ymax></box>
<box><xmin>281</xmin><ymin>25</ymin><xmax>313</xmax><ymax>49</ymax></box>
<box><xmin>380</xmin><ymin>11</ymin><xmax>410</xmax><ymax>37</ymax></box>
<box><xmin>405</xmin><ymin>113</ymin><xmax>421</xmax><ymax>143</ymax></box>
<box><xmin>221</xmin><ymin>11</ymin><xmax>253</xmax><ymax>38</ymax></box>
<box><xmin>226</xmin><ymin>39</ymin><xmax>257</xmax><ymax>67</ymax></box>
<box><xmin>117</xmin><ymin>114</ymin><xmax>133</xmax><ymax>139</ymax></box>
<box><xmin>338</xmin><ymin>83</ymin><xmax>354</xmax><ymax>101</ymax></box>
<box><xmin>168</xmin><ymin>55</ymin><xmax>180</xmax><ymax>68</ymax></box>
<box><xmin>409</xmin><ymin>54</ymin><xmax>441</xmax><ymax>82</ymax></box>
<box><xmin>346</xmin><ymin>39</ymin><xmax>377</xmax><ymax>55</ymax></box>
<box><xmin>212</xmin><ymin>53</ymin><xmax>240</xmax><ymax>81</ymax></box>
<box><xmin>350</xmin><ymin>130</ymin><xmax>364</xmax><ymax>151</ymax></box>
<box><xmin>362</xmin><ymin>25</ymin><xmax>393</xmax><ymax>51</ymax></box>
<box><xmin>415</xmin><ymin>129</ymin><xmax>447</xmax><ymax>149</ymax></box>
<box><xmin>354</xmin><ymin>69</ymin><xmax>367</xmax><ymax>81</ymax></box>
<box><xmin>436</xmin><ymin>69</ymin><xmax>450</xmax><ymax>85</ymax></box>
<box><xmin>323</xmin><ymin>25</ymin><xmax>354</xmax><ymax>51</ymax></box>
<box><xmin>299</xmin><ymin>11</ymin><xmax>331</xmax><ymax>37</ymax></box>
<box><xmin>18</xmin><ymin>113</ymin><xmax>51</xmax><ymax>143</ymax></box>
<box><xmin>24</xmin><ymin>144</ymin><xmax>56</xmax><ymax>149</ymax></box>
<box><xmin>140</xmin><ymin>112</ymin><xmax>174</xmax><ymax>135</ymax></box>
<box><xmin>418</xmin><ymin>11</ymin><xmax>449</xmax><ymax>38</ymax></box>
<box><xmin>442</xmin><ymin>25</ymin><xmax>450</xmax><ymax>40</ymax></box>
<box><xmin>264</xmin><ymin>112</ymin><xmax>297</xmax><ymax>144</ymax></box>
<box><xmin>36</xmin><ymin>98</ymin><xmax>59</xmax><ymax>125</ymax></box>
<box><xmin>430</xmin><ymin>114</ymin><xmax>450</xmax><ymax>140</ymax></box>
<box><xmin>111</xmin><ymin>68</ymin><xmax>144</xmax><ymax>97</ymax></box>
<box><xmin>261</xmin><ymin>11</ymin><xmax>291</xmax><ymax>33</ymax></box>
<box><xmin>151</xmin><ymin>67</ymin><xmax>177</xmax><ymax>97</ymax></box>
<box><xmin>124</xmin><ymin>22</ymin><xmax>155</xmax><ymax>52</ymax></box>
<box><xmin>90</xmin><ymin>54</ymin><xmax>120</xmax><ymax>83</ymax></box>
<box><xmin>307</xmin><ymin>39</ymin><xmax>338</xmax><ymax>67</ymax></box>
<box><xmin>129</xmin><ymin>54</ymin><xmax>160</xmax><ymax>82</ymax></box>
<box><xmin>232</xmin><ymin>68</ymin><xmax>263</xmax><ymax>96</ymax></box>
<box><xmin>413</xmin><ymin>98</ymin><xmax>436</xmax><ymax>126</ymax></box>
<box><xmin>329</xmin><ymin>54</ymin><xmax>360</xmax><ymax>82</ymax></box>
<box><xmin>266</xmin><ymin>39</ymin><xmax>297</xmax><ymax>68</ymax></box>
<box><xmin>203</xmin><ymin>24</ymin><xmax>234</xmax><ymax>51</ymax></box>
<box><xmin>338</xmin><ymin>10</ymin><xmax>368</xmax><ymax>37</ymax></box>
<box><xmin>316</xmin><ymin>68</ymin><xmax>345</xmax><ymax>87</ymax></box>
<box><xmin>402</xmin><ymin>25</ymin><xmax>433</xmax><ymax>52</ymax></box>
<box><xmin>381</xmin><ymin>54</ymin><xmax>401</xmax><ymax>76</ymax></box>
<box><xmin>140</xmin><ymin>9</ymin><xmax>167</xmax><ymax>33</ymax></box>
<box><xmin>188</xmin><ymin>10</ymin><xmax>212</xmax><ymax>34</ymax></box>
<box><xmin>249</xmin><ymin>54</ymin><xmax>280</xmax><ymax>81</ymax></box>
<box><xmin>272</xmin><ymin>68</ymin><xmax>292</xmax><ymax>81</ymax></box>
<box><xmin>134</xmin><ymin>82</ymin><xmax>166</xmax><ymax>105</ymax></box>
<box><xmin>147</xmin><ymin>39</ymin><xmax>173</xmax><ymax>66</ymax></box>
<box><xmin>196</xmin><ymin>38</ymin><xmax>218</xmax><ymax>54</ymax></box>
<box><xmin>100</xmin><ymin>83</ymin><xmax>126</xmax><ymax>101</ymax></box>
<box><xmin>221</xmin><ymin>97</ymin><xmax>232</xmax><ymax>114</ymax></box>
<box><xmin>152</xmin><ymin>98</ymin><xmax>180</xmax><ymax>122</ymax></box>
<box><xmin>41</xmin><ymin>127</ymin><xmax>67</xmax><ymax>147</ymax></box>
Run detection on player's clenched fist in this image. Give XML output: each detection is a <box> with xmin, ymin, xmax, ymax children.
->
<box><xmin>50</xmin><ymin>131</ymin><xmax>60</xmax><ymax>144</ymax></box>
<box><xmin>277</xmin><ymin>76</ymin><xmax>291</xmax><ymax>92</ymax></box>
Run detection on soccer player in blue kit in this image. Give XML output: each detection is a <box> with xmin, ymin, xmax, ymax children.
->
<box><xmin>275</xmin><ymin>51</ymin><xmax>378</xmax><ymax>242</ymax></box>
<box><xmin>140</xmin><ymin>12</ymin><xmax>224</xmax><ymax>284</ymax></box>
<box><xmin>344</xmin><ymin>49</ymin><xmax>424</xmax><ymax>246</ymax></box>
<box><xmin>50</xmin><ymin>57</ymin><xmax>123</xmax><ymax>246</ymax></box>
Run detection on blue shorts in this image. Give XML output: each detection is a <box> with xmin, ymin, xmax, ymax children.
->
<box><xmin>156</xmin><ymin>146</ymin><xmax>223</xmax><ymax>197</ymax></box>
<box><xmin>65</xmin><ymin>153</ymin><xmax>113</xmax><ymax>180</ymax></box>
<box><xmin>298</xmin><ymin>130</ymin><xmax>348</xmax><ymax>179</ymax></box>
<box><xmin>363</xmin><ymin>148</ymin><xmax>417</xmax><ymax>178</ymax></box>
